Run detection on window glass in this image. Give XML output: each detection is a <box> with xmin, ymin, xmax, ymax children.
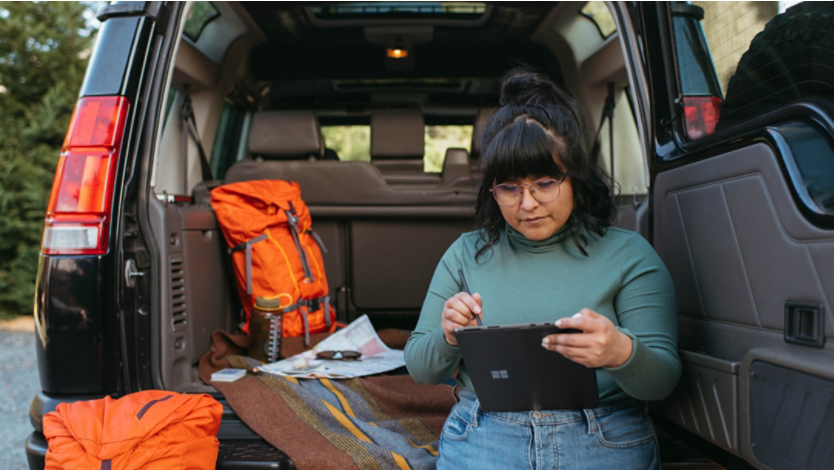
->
<box><xmin>210</xmin><ymin>103</ymin><xmax>246</xmax><ymax>179</ymax></box>
<box><xmin>184</xmin><ymin>2</ymin><xmax>219</xmax><ymax>42</ymax></box>
<box><xmin>161</xmin><ymin>88</ymin><xmax>177</xmax><ymax>129</ymax></box>
<box><xmin>672</xmin><ymin>1</ymin><xmax>833</xmax><ymax>140</ymax></box>
<box><xmin>672</xmin><ymin>4</ymin><xmax>721</xmax><ymax>97</ymax></box>
<box><xmin>598</xmin><ymin>90</ymin><xmax>647</xmax><ymax>196</ymax></box>
<box><xmin>310</xmin><ymin>2</ymin><xmax>487</xmax><ymax>20</ymax></box>
<box><xmin>424</xmin><ymin>125</ymin><xmax>472</xmax><ymax>173</ymax></box>
<box><xmin>780</xmin><ymin>122</ymin><xmax>834</xmax><ymax>217</ymax></box>
<box><xmin>322</xmin><ymin>125</ymin><xmax>473</xmax><ymax>172</ymax></box>
<box><xmin>580</xmin><ymin>2</ymin><xmax>617</xmax><ymax>39</ymax></box>
<box><xmin>321</xmin><ymin>126</ymin><xmax>371</xmax><ymax>162</ymax></box>
<box><xmin>694</xmin><ymin>1</ymin><xmax>779</xmax><ymax>94</ymax></box>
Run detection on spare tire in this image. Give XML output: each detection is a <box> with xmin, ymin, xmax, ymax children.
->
<box><xmin>716</xmin><ymin>2</ymin><xmax>834</xmax><ymax>132</ymax></box>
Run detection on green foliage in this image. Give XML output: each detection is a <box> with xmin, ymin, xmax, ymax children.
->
<box><xmin>321</xmin><ymin>125</ymin><xmax>371</xmax><ymax>163</ymax></box>
<box><xmin>0</xmin><ymin>2</ymin><xmax>96</xmax><ymax>316</ymax></box>
<box><xmin>424</xmin><ymin>125</ymin><xmax>472</xmax><ymax>173</ymax></box>
<box><xmin>321</xmin><ymin>124</ymin><xmax>473</xmax><ymax>173</ymax></box>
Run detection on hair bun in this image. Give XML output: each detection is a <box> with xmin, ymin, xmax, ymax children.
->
<box><xmin>500</xmin><ymin>68</ymin><xmax>563</xmax><ymax>107</ymax></box>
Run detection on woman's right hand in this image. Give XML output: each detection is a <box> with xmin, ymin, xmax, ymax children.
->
<box><xmin>441</xmin><ymin>292</ymin><xmax>483</xmax><ymax>346</ymax></box>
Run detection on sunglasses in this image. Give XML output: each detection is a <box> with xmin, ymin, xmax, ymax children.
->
<box><xmin>315</xmin><ymin>350</ymin><xmax>362</xmax><ymax>361</ymax></box>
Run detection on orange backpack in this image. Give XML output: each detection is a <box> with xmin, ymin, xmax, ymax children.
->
<box><xmin>211</xmin><ymin>179</ymin><xmax>335</xmax><ymax>341</ymax></box>
<box><xmin>43</xmin><ymin>390</ymin><xmax>222</xmax><ymax>470</ymax></box>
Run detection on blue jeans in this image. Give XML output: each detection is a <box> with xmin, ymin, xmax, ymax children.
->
<box><xmin>437</xmin><ymin>388</ymin><xmax>660</xmax><ymax>470</ymax></box>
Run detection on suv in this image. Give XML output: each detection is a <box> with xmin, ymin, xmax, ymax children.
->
<box><xmin>25</xmin><ymin>2</ymin><xmax>834</xmax><ymax>469</ymax></box>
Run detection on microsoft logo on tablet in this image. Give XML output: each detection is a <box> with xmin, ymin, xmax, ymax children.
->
<box><xmin>491</xmin><ymin>370</ymin><xmax>509</xmax><ymax>379</ymax></box>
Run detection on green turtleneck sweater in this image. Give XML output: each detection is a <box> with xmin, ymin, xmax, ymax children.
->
<box><xmin>404</xmin><ymin>225</ymin><xmax>681</xmax><ymax>404</ymax></box>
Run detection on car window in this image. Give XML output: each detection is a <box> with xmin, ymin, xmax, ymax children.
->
<box><xmin>210</xmin><ymin>103</ymin><xmax>247</xmax><ymax>179</ymax></box>
<box><xmin>321</xmin><ymin>124</ymin><xmax>473</xmax><ymax>173</ymax></box>
<box><xmin>424</xmin><ymin>125</ymin><xmax>472</xmax><ymax>173</ymax></box>
<box><xmin>778</xmin><ymin>121</ymin><xmax>834</xmax><ymax>217</ymax></box>
<box><xmin>161</xmin><ymin>88</ymin><xmax>177</xmax><ymax>129</ymax></box>
<box><xmin>321</xmin><ymin>125</ymin><xmax>371</xmax><ymax>162</ymax></box>
<box><xmin>597</xmin><ymin>88</ymin><xmax>647</xmax><ymax>196</ymax></box>
<box><xmin>184</xmin><ymin>2</ymin><xmax>220</xmax><ymax>42</ymax></box>
<box><xmin>671</xmin><ymin>1</ymin><xmax>831</xmax><ymax>140</ymax></box>
<box><xmin>309</xmin><ymin>2</ymin><xmax>487</xmax><ymax>21</ymax></box>
<box><xmin>580</xmin><ymin>1</ymin><xmax>617</xmax><ymax>39</ymax></box>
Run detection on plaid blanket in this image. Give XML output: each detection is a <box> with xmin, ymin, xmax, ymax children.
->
<box><xmin>199</xmin><ymin>330</ymin><xmax>455</xmax><ymax>470</ymax></box>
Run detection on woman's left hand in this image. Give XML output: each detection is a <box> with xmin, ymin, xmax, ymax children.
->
<box><xmin>541</xmin><ymin>309</ymin><xmax>633</xmax><ymax>368</ymax></box>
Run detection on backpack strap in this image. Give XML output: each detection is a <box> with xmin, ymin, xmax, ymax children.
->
<box><xmin>282</xmin><ymin>295</ymin><xmax>331</xmax><ymax>346</ymax></box>
<box><xmin>308</xmin><ymin>229</ymin><xmax>328</xmax><ymax>254</ymax></box>
<box><xmin>285</xmin><ymin>202</ymin><xmax>315</xmax><ymax>283</ymax></box>
<box><xmin>300</xmin><ymin>307</ymin><xmax>310</xmax><ymax>346</ymax></box>
<box><xmin>229</xmin><ymin>234</ymin><xmax>268</xmax><ymax>295</ymax></box>
<box><xmin>323</xmin><ymin>295</ymin><xmax>331</xmax><ymax>329</ymax></box>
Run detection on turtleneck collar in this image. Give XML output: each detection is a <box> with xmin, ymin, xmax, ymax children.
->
<box><xmin>504</xmin><ymin>223</ymin><xmax>572</xmax><ymax>253</ymax></box>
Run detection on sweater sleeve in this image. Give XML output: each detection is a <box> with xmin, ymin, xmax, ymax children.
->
<box><xmin>404</xmin><ymin>237</ymin><xmax>465</xmax><ymax>384</ymax></box>
<box><xmin>603</xmin><ymin>233</ymin><xmax>682</xmax><ymax>401</ymax></box>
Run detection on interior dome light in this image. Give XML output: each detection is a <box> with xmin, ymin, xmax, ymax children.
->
<box><xmin>387</xmin><ymin>48</ymin><xmax>408</xmax><ymax>59</ymax></box>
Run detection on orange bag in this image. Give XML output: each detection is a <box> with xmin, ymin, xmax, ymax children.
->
<box><xmin>43</xmin><ymin>390</ymin><xmax>222</xmax><ymax>470</ymax></box>
<box><xmin>211</xmin><ymin>179</ymin><xmax>335</xmax><ymax>340</ymax></box>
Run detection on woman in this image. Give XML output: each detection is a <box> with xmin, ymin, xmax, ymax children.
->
<box><xmin>404</xmin><ymin>69</ymin><xmax>681</xmax><ymax>470</ymax></box>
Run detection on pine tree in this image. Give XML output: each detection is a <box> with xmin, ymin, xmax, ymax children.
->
<box><xmin>0</xmin><ymin>2</ymin><xmax>97</xmax><ymax>316</ymax></box>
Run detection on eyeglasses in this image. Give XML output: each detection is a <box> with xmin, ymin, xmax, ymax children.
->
<box><xmin>315</xmin><ymin>350</ymin><xmax>362</xmax><ymax>361</ymax></box>
<box><xmin>490</xmin><ymin>178</ymin><xmax>565</xmax><ymax>206</ymax></box>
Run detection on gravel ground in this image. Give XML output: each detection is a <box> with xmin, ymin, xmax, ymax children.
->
<box><xmin>0</xmin><ymin>330</ymin><xmax>39</xmax><ymax>470</ymax></box>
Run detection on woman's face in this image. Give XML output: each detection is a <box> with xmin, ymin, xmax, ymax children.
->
<box><xmin>495</xmin><ymin>173</ymin><xmax>574</xmax><ymax>241</ymax></box>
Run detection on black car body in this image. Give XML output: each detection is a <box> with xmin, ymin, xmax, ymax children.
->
<box><xmin>26</xmin><ymin>2</ymin><xmax>834</xmax><ymax>469</ymax></box>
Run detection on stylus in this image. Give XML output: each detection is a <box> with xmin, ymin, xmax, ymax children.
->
<box><xmin>458</xmin><ymin>269</ymin><xmax>483</xmax><ymax>326</ymax></box>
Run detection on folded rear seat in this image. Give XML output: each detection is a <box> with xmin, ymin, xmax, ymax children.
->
<box><xmin>226</xmin><ymin>160</ymin><xmax>474</xmax><ymax>206</ymax></box>
<box><xmin>223</xmin><ymin>108</ymin><xmax>478</xmax><ymax>319</ymax></box>
<box><xmin>370</xmin><ymin>109</ymin><xmax>442</xmax><ymax>186</ymax></box>
<box><xmin>226</xmin><ymin>109</ymin><xmax>472</xmax><ymax>205</ymax></box>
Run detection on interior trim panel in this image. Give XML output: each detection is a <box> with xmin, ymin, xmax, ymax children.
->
<box><xmin>654</xmin><ymin>143</ymin><xmax>834</xmax><ymax>343</ymax></box>
<box><xmin>652</xmin><ymin>141</ymin><xmax>834</xmax><ymax>460</ymax></box>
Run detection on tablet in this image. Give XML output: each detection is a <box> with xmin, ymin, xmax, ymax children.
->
<box><xmin>454</xmin><ymin>321</ymin><xmax>599</xmax><ymax>412</ymax></box>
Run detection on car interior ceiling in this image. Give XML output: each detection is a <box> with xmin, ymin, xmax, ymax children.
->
<box><xmin>148</xmin><ymin>2</ymin><xmax>649</xmax><ymax>392</ymax></box>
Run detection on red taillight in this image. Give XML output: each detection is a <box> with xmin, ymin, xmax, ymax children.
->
<box><xmin>41</xmin><ymin>96</ymin><xmax>129</xmax><ymax>255</ymax></box>
<box><xmin>683</xmin><ymin>96</ymin><xmax>722</xmax><ymax>140</ymax></box>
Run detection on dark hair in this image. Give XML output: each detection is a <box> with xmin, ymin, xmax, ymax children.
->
<box><xmin>474</xmin><ymin>68</ymin><xmax>616</xmax><ymax>260</ymax></box>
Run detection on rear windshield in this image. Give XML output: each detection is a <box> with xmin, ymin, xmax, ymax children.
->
<box><xmin>322</xmin><ymin>125</ymin><xmax>473</xmax><ymax>172</ymax></box>
<box><xmin>671</xmin><ymin>1</ymin><xmax>833</xmax><ymax>139</ymax></box>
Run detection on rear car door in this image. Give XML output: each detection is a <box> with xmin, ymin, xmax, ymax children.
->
<box><xmin>641</xmin><ymin>2</ymin><xmax>834</xmax><ymax>469</ymax></box>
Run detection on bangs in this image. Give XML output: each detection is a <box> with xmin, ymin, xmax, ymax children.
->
<box><xmin>481</xmin><ymin>117</ymin><xmax>566</xmax><ymax>184</ymax></box>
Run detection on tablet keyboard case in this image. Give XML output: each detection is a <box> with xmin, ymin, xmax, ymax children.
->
<box><xmin>456</xmin><ymin>325</ymin><xmax>599</xmax><ymax>412</ymax></box>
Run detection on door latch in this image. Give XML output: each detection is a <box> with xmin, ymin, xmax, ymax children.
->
<box><xmin>125</xmin><ymin>259</ymin><xmax>145</xmax><ymax>288</ymax></box>
<box><xmin>784</xmin><ymin>302</ymin><xmax>825</xmax><ymax>348</ymax></box>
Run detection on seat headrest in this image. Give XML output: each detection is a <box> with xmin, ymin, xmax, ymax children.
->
<box><xmin>371</xmin><ymin>109</ymin><xmax>424</xmax><ymax>159</ymax></box>
<box><xmin>442</xmin><ymin>147</ymin><xmax>471</xmax><ymax>184</ymax></box>
<box><xmin>444</xmin><ymin>148</ymin><xmax>469</xmax><ymax>166</ymax></box>
<box><xmin>248</xmin><ymin>110</ymin><xmax>323</xmax><ymax>160</ymax></box>
<box><xmin>470</xmin><ymin>108</ymin><xmax>498</xmax><ymax>159</ymax></box>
